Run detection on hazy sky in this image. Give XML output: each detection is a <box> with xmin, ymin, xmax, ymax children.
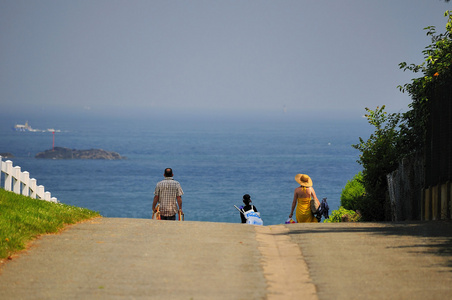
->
<box><xmin>1</xmin><ymin>0</ymin><xmax>451</xmax><ymax>120</ymax></box>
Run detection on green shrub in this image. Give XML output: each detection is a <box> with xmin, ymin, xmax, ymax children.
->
<box><xmin>341</xmin><ymin>172</ymin><xmax>365</xmax><ymax>211</ymax></box>
<box><xmin>324</xmin><ymin>206</ymin><xmax>361</xmax><ymax>223</ymax></box>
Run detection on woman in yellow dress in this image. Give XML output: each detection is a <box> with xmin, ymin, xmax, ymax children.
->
<box><xmin>289</xmin><ymin>174</ymin><xmax>320</xmax><ymax>223</ymax></box>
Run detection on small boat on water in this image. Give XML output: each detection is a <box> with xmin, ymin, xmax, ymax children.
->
<box><xmin>12</xmin><ymin>121</ymin><xmax>60</xmax><ymax>132</ymax></box>
<box><xmin>13</xmin><ymin>121</ymin><xmax>38</xmax><ymax>132</ymax></box>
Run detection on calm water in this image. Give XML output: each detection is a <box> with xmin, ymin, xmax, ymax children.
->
<box><xmin>0</xmin><ymin>114</ymin><xmax>371</xmax><ymax>225</ymax></box>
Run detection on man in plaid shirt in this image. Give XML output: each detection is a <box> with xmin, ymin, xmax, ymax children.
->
<box><xmin>152</xmin><ymin>168</ymin><xmax>184</xmax><ymax>220</ymax></box>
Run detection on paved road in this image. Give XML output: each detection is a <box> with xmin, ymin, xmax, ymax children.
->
<box><xmin>0</xmin><ymin>218</ymin><xmax>451</xmax><ymax>299</ymax></box>
<box><xmin>287</xmin><ymin>221</ymin><xmax>452</xmax><ymax>300</ymax></box>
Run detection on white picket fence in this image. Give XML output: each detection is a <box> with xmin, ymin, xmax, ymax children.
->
<box><xmin>0</xmin><ymin>156</ymin><xmax>58</xmax><ymax>203</ymax></box>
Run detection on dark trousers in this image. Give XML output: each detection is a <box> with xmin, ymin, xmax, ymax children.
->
<box><xmin>161</xmin><ymin>215</ymin><xmax>176</xmax><ymax>220</ymax></box>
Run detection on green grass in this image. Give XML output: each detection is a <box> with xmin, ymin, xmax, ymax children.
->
<box><xmin>0</xmin><ymin>188</ymin><xmax>100</xmax><ymax>259</ymax></box>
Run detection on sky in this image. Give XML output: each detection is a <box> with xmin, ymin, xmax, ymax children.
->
<box><xmin>1</xmin><ymin>0</ymin><xmax>451</xmax><ymax>121</ymax></box>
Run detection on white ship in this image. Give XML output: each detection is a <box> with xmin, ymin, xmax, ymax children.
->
<box><xmin>12</xmin><ymin>121</ymin><xmax>60</xmax><ymax>132</ymax></box>
<box><xmin>13</xmin><ymin>121</ymin><xmax>38</xmax><ymax>132</ymax></box>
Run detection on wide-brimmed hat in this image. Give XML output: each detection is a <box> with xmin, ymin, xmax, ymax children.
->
<box><xmin>295</xmin><ymin>174</ymin><xmax>313</xmax><ymax>187</ymax></box>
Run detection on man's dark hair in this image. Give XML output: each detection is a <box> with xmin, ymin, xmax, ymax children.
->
<box><xmin>164</xmin><ymin>168</ymin><xmax>173</xmax><ymax>177</ymax></box>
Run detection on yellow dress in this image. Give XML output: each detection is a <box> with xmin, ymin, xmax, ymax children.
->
<box><xmin>296</xmin><ymin>190</ymin><xmax>318</xmax><ymax>223</ymax></box>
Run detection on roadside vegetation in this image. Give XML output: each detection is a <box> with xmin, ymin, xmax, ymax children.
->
<box><xmin>324</xmin><ymin>207</ymin><xmax>361</xmax><ymax>223</ymax></box>
<box><xmin>325</xmin><ymin>174</ymin><xmax>364</xmax><ymax>223</ymax></box>
<box><xmin>0</xmin><ymin>188</ymin><xmax>100</xmax><ymax>260</ymax></box>
<box><xmin>331</xmin><ymin>11</ymin><xmax>452</xmax><ymax>222</ymax></box>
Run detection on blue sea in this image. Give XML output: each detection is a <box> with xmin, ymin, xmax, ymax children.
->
<box><xmin>0</xmin><ymin>113</ymin><xmax>372</xmax><ymax>225</ymax></box>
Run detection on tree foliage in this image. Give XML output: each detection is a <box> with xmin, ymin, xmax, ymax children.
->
<box><xmin>352</xmin><ymin>11</ymin><xmax>452</xmax><ymax>221</ymax></box>
<box><xmin>352</xmin><ymin>106</ymin><xmax>403</xmax><ymax>220</ymax></box>
<box><xmin>398</xmin><ymin>11</ymin><xmax>452</xmax><ymax>153</ymax></box>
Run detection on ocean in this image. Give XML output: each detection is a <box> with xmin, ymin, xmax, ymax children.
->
<box><xmin>0</xmin><ymin>113</ymin><xmax>372</xmax><ymax>225</ymax></box>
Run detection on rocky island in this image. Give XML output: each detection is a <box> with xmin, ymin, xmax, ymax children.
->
<box><xmin>35</xmin><ymin>147</ymin><xmax>126</xmax><ymax>160</ymax></box>
<box><xmin>0</xmin><ymin>153</ymin><xmax>14</xmax><ymax>158</ymax></box>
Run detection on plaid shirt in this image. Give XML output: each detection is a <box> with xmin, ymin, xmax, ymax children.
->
<box><xmin>154</xmin><ymin>177</ymin><xmax>183</xmax><ymax>216</ymax></box>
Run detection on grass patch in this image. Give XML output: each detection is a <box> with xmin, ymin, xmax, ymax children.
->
<box><xmin>0</xmin><ymin>188</ymin><xmax>100</xmax><ymax>259</ymax></box>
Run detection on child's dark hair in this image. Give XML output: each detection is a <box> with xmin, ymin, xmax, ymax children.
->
<box><xmin>242</xmin><ymin>194</ymin><xmax>251</xmax><ymax>205</ymax></box>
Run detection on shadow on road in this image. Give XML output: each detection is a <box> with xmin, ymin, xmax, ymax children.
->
<box><xmin>284</xmin><ymin>221</ymin><xmax>452</xmax><ymax>269</ymax></box>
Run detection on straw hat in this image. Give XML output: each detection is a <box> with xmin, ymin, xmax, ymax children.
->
<box><xmin>295</xmin><ymin>174</ymin><xmax>313</xmax><ymax>187</ymax></box>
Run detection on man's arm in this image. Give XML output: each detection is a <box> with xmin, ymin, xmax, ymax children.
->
<box><xmin>152</xmin><ymin>195</ymin><xmax>159</xmax><ymax>212</ymax></box>
<box><xmin>177</xmin><ymin>196</ymin><xmax>182</xmax><ymax>213</ymax></box>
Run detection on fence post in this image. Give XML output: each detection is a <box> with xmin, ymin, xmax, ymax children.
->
<box><xmin>432</xmin><ymin>185</ymin><xmax>439</xmax><ymax>220</ymax></box>
<box><xmin>22</xmin><ymin>171</ymin><xmax>30</xmax><ymax>196</ymax></box>
<box><xmin>0</xmin><ymin>156</ymin><xmax>2</xmax><ymax>185</ymax></box>
<box><xmin>424</xmin><ymin>187</ymin><xmax>431</xmax><ymax>221</ymax></box>
<box><xmin>441</xmin><ymin>182</ymin><xmax>448</xmax><ymax>220</ymax></box>
<box><xmin>36</xmin><ymin>185</ymin><xmax>45</xmax><ymax>200</ymax></box>
<box><xmin>421</xmin><ymin>189</ymin><xmax>425</xmax><ymax>221</ymax></box>
<box><xmin>4</xmin><ymin>160</ymin><xmax>13</xmax><ymax>191</ymax></box>
<box><xmin>1</xmin><ymin>160</ymin><xmax>58</xmax><ymax>203</ymax></box>
<box><xmin>13</xmin><ymin>166</ymin><xmax>21</xmax><ymax>194</ymax></box>
<box><xmin>449</xmin><ymin>182</ymin><xmax>452</xmax><ymax>219</ymax></box>
<box><xmin>30</xmin><ymin>178</ymin><xmax>37</xmax><ymax>198</ymax></box>
<box><xmin>387</xmin><ymin>174</ymin><xmax>397</xmax><ymax>221</ymax></box>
